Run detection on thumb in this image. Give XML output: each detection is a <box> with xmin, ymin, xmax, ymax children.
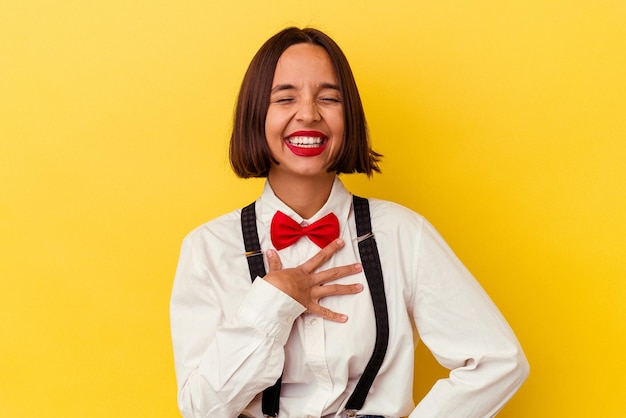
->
<box><xmin>266</xmin><ymin>249</ymin><xmax>282</xmax><ymax>272</ymax></box>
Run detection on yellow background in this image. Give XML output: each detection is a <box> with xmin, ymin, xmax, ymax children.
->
<box><xmin>1</xmin><ymin>0</ymin><xmax>625</xmax><ymax>417</ymax></box>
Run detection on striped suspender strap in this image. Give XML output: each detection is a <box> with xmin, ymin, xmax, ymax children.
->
<box><xmin>240</xmin><ymin>196</ymin><xmax>389</xmax><ymax>417</ymax></box>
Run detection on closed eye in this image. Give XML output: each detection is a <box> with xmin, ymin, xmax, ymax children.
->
<box><xmin>319</xmin><ymin>97</ymin><xmax>342</xmax><ymax>103</ymax></box>
<box><xmin>274</xmin><ymin>97</ymin><xmax>295</xmax><ymax>103</ymax></box>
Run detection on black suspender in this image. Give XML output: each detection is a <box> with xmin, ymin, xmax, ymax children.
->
<box><xmin>240</xmin><ymin>195</ymin><xmax>389</xmax><ymax>417</ymax></box>
<box><xmin>241</xmin><ymin>201</ymin><xmax>266</xmax><ymax>283</ymax></box>
<box><xmin>344</xmin><ymin>196</ymin><xmax>390</xmax><ymax>414</ymax></box>
<box><xmin>241</xmin><ymin>202</ymin><xmax>283</xmax><ymax>416</ymax></box>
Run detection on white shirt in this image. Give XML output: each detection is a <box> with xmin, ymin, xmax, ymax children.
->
<box><xmin>170</xmin><ymin>178</ymin><xmax>529</xmax><ymax>418</ymax></box>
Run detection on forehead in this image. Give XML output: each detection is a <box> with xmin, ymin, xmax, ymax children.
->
<box><xmin>272</xmin><ymin>43</ymin><xmax>338</xmax><ymax>84</ymax></box>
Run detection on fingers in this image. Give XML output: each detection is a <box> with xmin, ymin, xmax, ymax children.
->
<box><xmin>306</xmin><ymin>304</ymin><xmax>349</xmax><ymax>323</ymax></box>
<box><xmin>266</xmin><ymin>249</ymin><xmax>282</xmax><ymax>272</ymax></box>
<box><xmin>311</xmin><ymin>263</ymin><xmax>362</xmax><ymax>286</ymax></box>
<box><xmin>265</xmin><ymin>240</ymin><xmax>364</xmax><ymax>324</ymax></box>
<box><xmin>308</xmin><ymin>283</ymin><xmax>363</xmax><ymax>323</ymax></box>
<box><xmin>310</xmin><ymin>283</ymin><xmax>363</xmax><ymax>300</ymax></box>
<box><xmin>300</xmin><ymin>238</ymin><xmax>345</xmax><ymax>274</ymax></box>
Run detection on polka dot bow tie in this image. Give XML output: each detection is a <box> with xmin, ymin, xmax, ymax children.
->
<box><xmin>270</xmin><ymin>211</ymin><xmax>340</xmax><ymax>250</ymax></box>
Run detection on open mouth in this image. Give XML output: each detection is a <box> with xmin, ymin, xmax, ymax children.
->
<box><xmin>286</xmin><ymin>136</ymin><xmax>326</xmax><ymax>148</ymax></box>
<box><xmin>284</xmin><ymin>133</ymin><xmax>328</xmax><ymax>156</ymax></box>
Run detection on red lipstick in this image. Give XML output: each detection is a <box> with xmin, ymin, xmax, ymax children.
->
<box><xmin>285</xmin><ymin>130</ymin><xmax>328</xmax><ymax>157</ymax></box>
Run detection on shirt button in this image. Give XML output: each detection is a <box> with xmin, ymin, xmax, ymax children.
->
<box><xmin>309</xmin><ymin>318</ymin><xmax>317</xmax><ymax>325</ymax></box>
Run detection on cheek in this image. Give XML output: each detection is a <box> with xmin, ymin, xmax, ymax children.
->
<box><xmin>331</xmin><ymin>112</ymin><xmax>345</xmax><ymax>140</ymax></box>
<box><xmin>264</xmin><ymin>111</ymin><xmax>283</xmax><ymax>156</ymax></box>
<box><xmin>264</xmin><ymin>110</ymin><xmax>275</xmax><ymax>137</ymax></box>
<box><xmin>265</xmin><ymin>109</ymin><xmax>288</xmax><ymax>139</ymax></box>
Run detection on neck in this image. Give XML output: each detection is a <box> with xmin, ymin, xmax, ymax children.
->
<box><xmin>268</xmin><ymin>172</ymin><xmax>336</xmax><ymax>219</ymax></box>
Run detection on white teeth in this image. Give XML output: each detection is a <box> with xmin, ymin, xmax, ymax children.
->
<box><xmin>287</xmin><ymin>136</ymin><xmax>325</xmax><ymax>148</ymax></box>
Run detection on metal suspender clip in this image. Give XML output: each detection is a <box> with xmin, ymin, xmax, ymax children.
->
<box><xmin>357</xmin><ymin>232</ymin><xmax>373</xmax><ymax>243</ymax></box>
<box><xmin>341</xmin><ymin>409</ymin><xmax>358</xmax><ymax>418</ymax></box>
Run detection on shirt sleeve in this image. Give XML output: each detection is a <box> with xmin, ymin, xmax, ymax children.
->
<box><xmin>170</xmin><ymin>235</ymin><xmax>306</xmax><ymax>418</ymax></box>
<box><xmin>410</xmin><ymin>219</ymin><xmax>529</xmax><ymax>417</ymax></box>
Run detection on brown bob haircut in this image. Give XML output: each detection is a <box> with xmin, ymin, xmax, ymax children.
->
<box><xmin>229</xmin><ymin>27</ymin><xmax>381</xmax><ymax>178</ymax></box>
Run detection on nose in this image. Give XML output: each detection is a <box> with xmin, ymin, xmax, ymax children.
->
<box><xmin>295</xmin><ymin>99</ymin><xmax>321</xmax><ymax>123</ymax></box>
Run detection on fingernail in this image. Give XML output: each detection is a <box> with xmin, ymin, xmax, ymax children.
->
<box><xmin>355</xmin><ymin>284</ymin><xmax>363</xmax><ymax>291</ymax></box>
<box><xmin>336</xmin><ymin>238</ymin><xmax>344</xmax><ymax>245</ymax></box>
<box><xmin>339</xmin><ymin>314</ymin><xmax>348</xmax><ymax>322</ymax></box>
<box><xmin>267</xmin><ymin>249</ymin><xmax>275</xmax><ymax>258</ymax></box>
<box><xmin>354</xmin><ymin>263</ymin><xmax>362</xmax><ymax>271</ymax></box>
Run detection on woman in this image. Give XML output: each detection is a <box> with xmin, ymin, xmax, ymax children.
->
<box><xmin>170</xmin><ymin>27</ymin><xmax>529</xmax><ymax>418</ymax></box>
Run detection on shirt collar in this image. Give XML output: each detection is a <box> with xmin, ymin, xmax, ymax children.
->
<box><xmin>257</xmin><ymin>176</ymin><xmax>352</xmax><ymax>231</ymax></box>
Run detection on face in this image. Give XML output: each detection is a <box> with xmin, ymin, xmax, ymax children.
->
<box><xmin>265</xmin><ymin>43</ymin><xmax>345</xmax><ymax>181</ymax></box>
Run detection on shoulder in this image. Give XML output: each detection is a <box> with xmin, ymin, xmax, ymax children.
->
<box><xmin>366</xmin><ymin>197</ymin><xmax>425</xmax><ymax>229</ymax></box>
<box><xmin>172</xmin><ymin>208</ymin><xmax>253</xmax><ymax>297</ymax></box>
<box><xmin>180</xmin><ymin>208</ymin><xmax>246</xmax><ymax>261</ymax></box>
<box><xmin>358</xmin><ymin>197</ymin><xmax>429</xmax><ymax>249</ymax></box>
<box><xmin>365</xmin><ymin>198</ymin><xmax>460</xmax><ymax>261</ymax></box>
<box><xmin>184</xmin><ymin>209</ymin><xmax>242</xmax><ymax>241</ymax></box>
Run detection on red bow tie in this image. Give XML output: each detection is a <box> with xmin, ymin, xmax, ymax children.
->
<box><xmin>270</xmin><ymin>211</ymin><xmax>340</xmax><ymax>250</ymax></box>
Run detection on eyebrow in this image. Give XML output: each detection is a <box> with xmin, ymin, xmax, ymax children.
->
<box><xmin>270</xmin><ymin>83</ymin><xmax>341</xmax><ymax>94</ymax></box>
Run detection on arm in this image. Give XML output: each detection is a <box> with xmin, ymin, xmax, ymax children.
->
<box><xmin>170</xmin><ymin>236</ymin><xmax>305</xmax><ymax>418</ymax></box>
<box><xmin>170</xmin><ymin>236</ymin><xmax>363</xmax><ymax>418</ymax></box>
<box><xmin>411</xmin><ymin>220</ymin><xmax>529</xmax><ymax>417</ymax></box>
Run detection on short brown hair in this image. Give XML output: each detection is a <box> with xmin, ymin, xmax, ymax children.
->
<box><xmin>229</xmin><ymin>27</ymin><xmax>381</xmax><ymax>178</ymax></box>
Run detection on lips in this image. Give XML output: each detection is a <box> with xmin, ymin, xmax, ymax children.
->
<box><xmin>284</xmin><ymin>130</ymin><xmax>328</xmax><ymax>157</ymax></box>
